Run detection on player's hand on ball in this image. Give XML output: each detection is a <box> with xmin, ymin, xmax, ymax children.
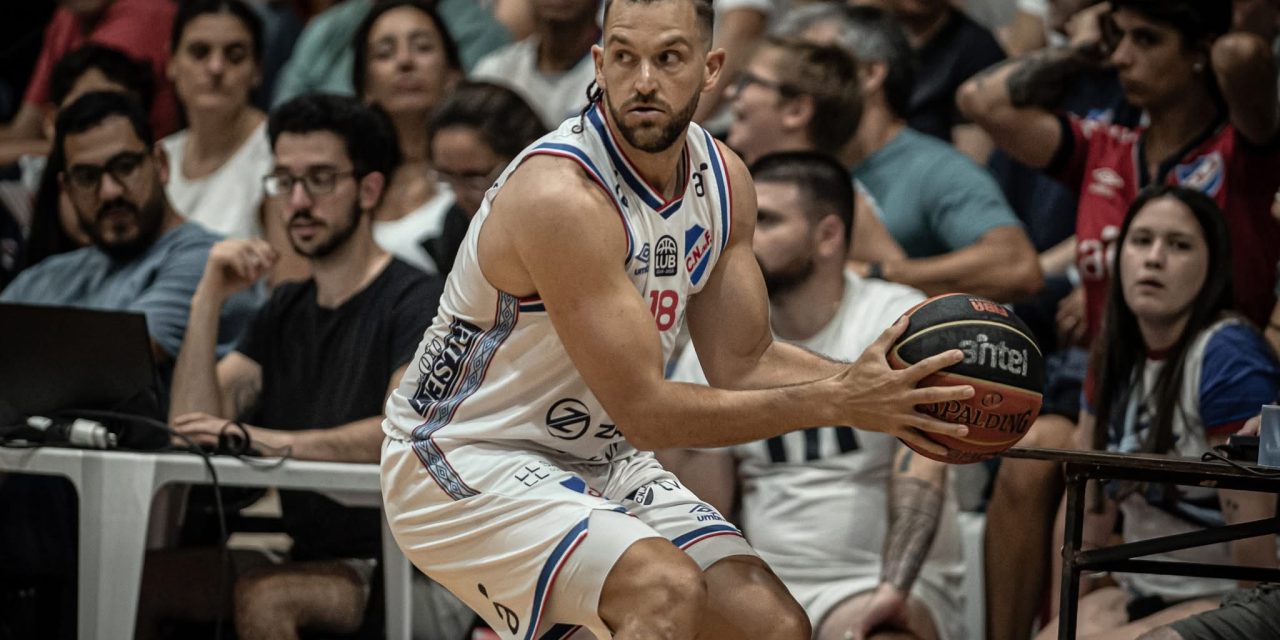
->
<box><xmin>840</xmin><ymin>317</ymin><xmax>973</xmax><ymax>457</ymax></box>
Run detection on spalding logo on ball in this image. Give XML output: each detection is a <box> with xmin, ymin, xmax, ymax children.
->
<box><xmin>887</xmin><ymin>293</ymin><xmax>1045</xmax><ymax>464</ymax></box>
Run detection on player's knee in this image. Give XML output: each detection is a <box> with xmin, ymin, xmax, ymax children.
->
<box><xmin>605</xmin><ymin>549</ymin><xmax>707</xmax><ymax>622</ymax></box>
<box><xmin>760</xmin><ymin>602</ymin><xmax>811</xmax><ymax>640</ymax></box>
<box><xmin>646</xmin><ymin>558</ymin><xmax>708</xmax><ymax>614</ymax></box>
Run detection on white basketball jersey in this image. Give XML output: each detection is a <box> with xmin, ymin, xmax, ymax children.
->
<box><xmin>384</xmin><ymin>104</ymin><xmax>733</xmax><ymax>498</ymax></box>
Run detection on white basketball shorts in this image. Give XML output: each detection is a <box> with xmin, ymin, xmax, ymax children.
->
<box><xmin>382</xmin><ymin>437</ymin><xmax>756</xmax><ymax>640</ymax></box>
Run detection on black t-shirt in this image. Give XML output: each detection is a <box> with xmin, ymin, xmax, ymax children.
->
<box><xmin>422</xmin><ymin>203</ymin><xmax>469</xmax><ymax>277</ymax></box>
<box><xmin>236</xmin><ymin>258</ymin><xmax>442</xmax><ymax>560</ymax></box>
<box><xmin>907</xmin><ymin>8</ymin><xmax>1006</xmax><ymax>142</ymax></box>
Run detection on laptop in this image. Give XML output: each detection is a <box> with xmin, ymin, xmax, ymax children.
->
<box><xmin>0</xmin><ymin>303</ymin><xmax>166</xmax><ymax>448</ymax></box>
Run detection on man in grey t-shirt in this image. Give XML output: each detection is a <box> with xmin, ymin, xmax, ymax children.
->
<box><xmin>1</xmin><ymin>90</ymin><xmax>257</xmax><ymax>364</ymax></box>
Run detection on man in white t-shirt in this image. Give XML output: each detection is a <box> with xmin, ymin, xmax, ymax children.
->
<box><xmin>469</xmin><ymin>0</ymin><xmax>600</xmax><ymax>128</ymax></box>
<box><xmin>664</xmin><ymin>150</ymin><xmax>967</xmax><ymax>640</ymax></box>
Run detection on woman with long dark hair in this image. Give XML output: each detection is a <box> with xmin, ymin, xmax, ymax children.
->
<box><xmin>1035</xmin><ymin>185</ymin><xmax>1280</xmax><ymax>639</ymax></box>
<box><xmin>352</xmin><ymin>0</ymin><xmax>461</xmax><ymax>274</ymax></box>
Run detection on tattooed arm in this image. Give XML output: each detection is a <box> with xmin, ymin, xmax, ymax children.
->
<box><xmin>851</xmin><ymin>447</ymin><xmax>949</xmax><ymax>638</ymax></box>
<box><xmin>957</xmin><ymin>43</ymin><xmax>1107</xmax><ymax>169</ymax></box>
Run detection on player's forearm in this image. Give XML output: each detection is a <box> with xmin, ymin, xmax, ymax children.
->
<box><xmin>620</xmin><ymin>377</ymin><xmax>846</xmax><ymax>450</ymax></box>
<box><xmin>170</xmin><ymin>288</ymin><xmax>227</xmax><ymax>420</ymax></box>
<box><xmin>253</xmin><ymin>416</ymin><xmax>384</xmax><ymax>463</ymax></box>
<box><xmin>881</xmin><ymin>230</ymin><xmax>1043</xmax><ymax>302</ymax></box>
<box><xmin>881</xmin><ymin>450</ymin><xmax>946</xmax><ymax>594</ymax></box>
<box><xmin>727</xmin><ymin>340</ymin><xmax>849</xmax><ymax>390</ymax></box>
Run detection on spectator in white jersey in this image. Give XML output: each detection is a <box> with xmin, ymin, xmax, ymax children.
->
<box><xmin>379</xmin><ymin>0</ymin><xmax>976</xmax><ymax>638</ymax></box>
<box><xmin>665</xmin><ymin>150</ymin><xmax>966</xmax><ymax>640</ymax></box>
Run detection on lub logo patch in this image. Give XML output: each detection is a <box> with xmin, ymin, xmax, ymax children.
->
<box><xmin>684</xmin><ymin>224</ymin><xmax>713</xmax><ymax>285</ymax></box>
<box><xmin>654</xmin><ymin>235</ymin><xmax>678</xmax><ymax>277</ymax></box>
<box><xmin>1175</xmin><ymin>151</ymin><xmax>1224</xmax><ymax>198</ymax></box>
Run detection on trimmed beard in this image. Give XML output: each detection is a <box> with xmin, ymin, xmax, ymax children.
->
<box><xmin>759</xmin><ymin>253</ymin><xmax>815</xmax><ymax>300</ymax></box>
<box><xmin>606</xmin><ymin>89</ymin><xmax>700</xmax><ymax>153</ymax></box>
<box><xmin>82</xmin><ymin>193</ymin><xmax>166</xmax><ymax>262</ymax></box>
<box><xmin>288</xmin><ymin>202</ymin><xmax>362</xmax><ymax>259</ymax></box>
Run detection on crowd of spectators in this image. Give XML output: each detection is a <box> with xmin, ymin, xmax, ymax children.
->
<box><xmin>1</xmin><ymin>0</ymin><xmax>1279</xmax><ymax>639</ymax></box>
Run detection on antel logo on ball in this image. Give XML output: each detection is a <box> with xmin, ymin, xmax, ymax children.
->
<box><xmin>958</xmin><ymin>333</ymin><xmax>1030</xmax><ymax>377</ymax></box>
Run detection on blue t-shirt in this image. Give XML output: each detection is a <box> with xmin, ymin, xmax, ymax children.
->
<box><xmin>853</xmin><ymin>127</ymin><xmax>1022</xmax><ymax>258</ymax></box>
<box><xmin>0</xmin><ymin>222</ymin><xmax>259</xmax><ymax>359</ymax></box>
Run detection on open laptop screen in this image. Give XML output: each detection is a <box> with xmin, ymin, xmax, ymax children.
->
<box><xmin>0</xmin><ymin>303</ymin><xmax>161</xmax><ymax>425</ymax></box>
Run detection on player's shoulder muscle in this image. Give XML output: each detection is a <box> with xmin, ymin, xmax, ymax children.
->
<box><xmin>487</xmin><ymin>155</ymin><xmax>630</xmax><ymax>281</ymax></box>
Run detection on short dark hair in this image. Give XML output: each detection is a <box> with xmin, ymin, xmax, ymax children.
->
<box><xmin>761</xmin><ymin>36</ymin><xmax>863</xmax><ymax>156</ymax></box>
<box><xmin>603</xmin><ymin>0</ymin><xmax>715</xmax><ymax>45</ymax></box>
<box><xmin>428</xmin><ymin>81</ymin><xmax>547</xmax><ymax>159</ymax></box>
<box><xmin>49</xmin><ymin>44</ymin><xmax>155</xmax><ymax>109</ymax></box>
<box><xmin>777</xmin><ymin>4</ymin><xmax>915</xmax><ymax>118</ymax></box>
<box><xmin>749</xmin><ymin>151</ymin><xmax>855</xmax><ymax>246</ymax></box>
<box><xmin>1109</xmin><ymin>0</ymin><xmax>1232</xmax><ymax>48</ymax></box>
<box><xmin>55</xmin><ymin>91</ymin><xmax>154</xmax><ymax>159</ymax></box>
<box><xmin>268</xmin><ymin>93</ymin><xmax>401</xmax><ymax>180</ymax></box>
<box><xmin>352</xmin><ymin>0</ymin><xmax>461</xmax><ymax>100</ymax></box>
<box><xmin>170</xmin><ymin>0</ymin><xmax>265</xmax><ymax>61</ymax></box>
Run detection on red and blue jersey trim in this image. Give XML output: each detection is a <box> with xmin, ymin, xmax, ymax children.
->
<box><xmin>701</xmin><ymin>130</ymin><xmax>733</xmax><ymax>252</ymax></box>
<box><xmin>587</xmin><ymin>104</ymin><xmax>690</xmax><ymax>219</ymax></box>
<box><xmin>523</xmin><ymin>517</ymin><xmax>591</xmax><ymax>640</ymax></box>
<box><xmin>672</xmin><ymin>523</ymin><xmax>742</xmax><ymax>550</ymax></box>
<box><xmin>518</xmin><ymin>294</ymin><xmax>545</xmax><ymax>313</ymax></box>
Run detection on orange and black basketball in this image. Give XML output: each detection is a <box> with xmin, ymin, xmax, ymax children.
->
<box><xmin>887</xmin><ymin>293</ymin><xmax>1045</xmax><ymax>464</ymax></box>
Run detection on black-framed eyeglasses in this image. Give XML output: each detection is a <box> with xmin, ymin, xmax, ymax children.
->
<box><xmin>733</xmin><ymin>71</ymin><xmax>801</xmax><ymax>98</ymax></box>
<box><xmin>263</xmin><ymin>169</ymin><xmax>357</xmax><ymax>198</ymax></box>
<box><xmin>65</xmin><ymin>150</ymin><xmax>150</xmax><ymax>195</ymax></box>
<box><xmin>436</xmin><ymin>165</ymin><xmax>502</xmax><ymax>193</ymax></box>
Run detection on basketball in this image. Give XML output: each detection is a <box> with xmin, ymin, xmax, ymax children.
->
<box><xmin>887</xmin><ymin>293</ymin><xmax>1045</xmax><ymax>464</ymax></box>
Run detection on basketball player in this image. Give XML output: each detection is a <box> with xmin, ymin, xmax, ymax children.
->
<box><xmin>380</xmin><ymin>1</ymin><xmax>975</xmax><ymax>638</ymax></box>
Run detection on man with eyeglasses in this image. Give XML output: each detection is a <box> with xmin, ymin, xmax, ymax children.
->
<box><xmin>0</xmin><ymin>90</ymin><xmax>259</xmax><ymax>639</ymax></box>
<box><xmin>0</xmin><ymin>90</ymin><xmax>257</xmax><ymax>364</ymax></box>
<box><xmin>776</xmin><ymin>3</ymin><xmax>1042</xmax><ymax>305</ymax></box>
<box><xmin>139</xmin><ymin>93</ymin><xmax>455</xmax><ymax>640</ymax></box>
<box><xmin>724</xmin><ymin>35</ymin><xmax>905</xmax><ymax>265</ymax></box>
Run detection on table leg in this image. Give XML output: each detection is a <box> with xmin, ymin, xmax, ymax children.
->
<box><xmin>77</xmin><ymin>454</ymin><xmax>158</xmax><ymax>640</ymax></box>
<box><xmin>1059</xmin><ymin>471</ymin><xmax>1086</xmax><ymax>640</ymax></box>
<box><xmin>383</xmin><ymin>513</ymin><xmax>412</xmax><ymax>640</ymax></box>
